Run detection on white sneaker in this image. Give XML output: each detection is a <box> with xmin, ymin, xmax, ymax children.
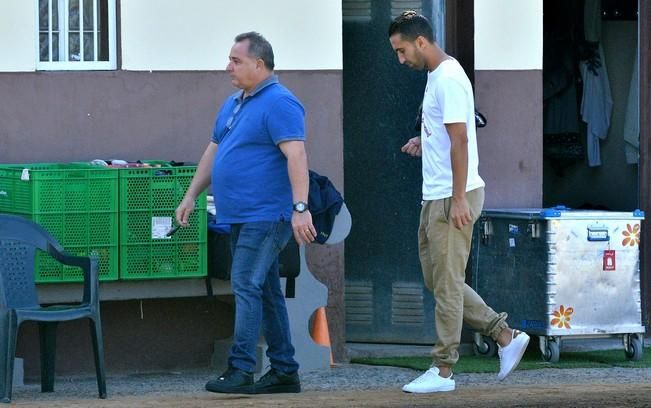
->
<box><xmin>497</xmin><ymin>330</ymin><xmax>530</xmax><ymax>381</ymax></box>
<box><xmin>402</xmin><ymin>367</ymin><xmax>455</xmax><ymax>393</ymax></box>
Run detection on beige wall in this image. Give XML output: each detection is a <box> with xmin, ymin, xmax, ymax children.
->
<box><xmin>0</xmin><ymin>0</ymin><xmax>37</xmax><ymax>72</ymax></box>
<box><xmin>121</xmin><ymin>0</ymin><xmax>343</xmax><ymax>71</ymax></box>
<box><xmin>0</xmin><ymin>0</ymin><xmax>343</xmax><ymax>72</ymax></box>
<box><xmin>474</xmin><ymin>0</ymin><xmax>543</xmax><ymax>70</ymax></box>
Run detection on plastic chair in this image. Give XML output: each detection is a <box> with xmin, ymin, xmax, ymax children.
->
<box><xmin>0</xmin><ymin>214</ymin><xmax>106</xmax><ymax>403</ymax></box>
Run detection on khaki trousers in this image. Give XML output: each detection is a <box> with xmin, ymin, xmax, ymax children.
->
<box><xmin>418</xmin><ymin>187</ymin><xmax>508</xmax><ymax>367</ymax></box>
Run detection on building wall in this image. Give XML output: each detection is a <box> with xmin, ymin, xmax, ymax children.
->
<box><xmin>0</xmin><ymin>0</ymin><xmax>343</xmax><ymax>72</ymax></box>
<box><xmin>17</xmin><ymin>297</ymin><xmax>235</xmax><ymax>376</ymax></box>
<box><xmin>474</xmin><ymin>0</ymin><xmax>543</xmax><ymax>71</ymax></box>
<box><xmin>120</xmin><ymin>0</ymin><xmax>342</xmax><ymax>71</ymax></box>
<box><xmin>0</xmin><ymin>0</ymin><xmax>36</xmax><ymax>72</ymax></box>
<box><xmin>474</xmin><ymin>70</ymin><xmax>543</xmax><ymax>207</ymax></box>
<box><xmin>473</xmin><ymin>0</ymin><xmax>543</xmax><ymax>207</ymax></box>
<box><xmin>0</xmin><ymin>0</ymin><xmax>346</xmax><ymax>371</ymax></box>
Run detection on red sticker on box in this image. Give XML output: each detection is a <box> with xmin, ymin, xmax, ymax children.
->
<box><xmin>603</xmin><ymin>250</ymin><xmax>616</xmax><ymax>271</ymax></box>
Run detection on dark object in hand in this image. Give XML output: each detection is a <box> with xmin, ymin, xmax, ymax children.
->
<box><xmin>166</xmin><ymin>225</ymin><xmax>180</xmax><ymax>237</ymax></box>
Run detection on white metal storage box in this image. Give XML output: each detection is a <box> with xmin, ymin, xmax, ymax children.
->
<box><xmin>471</xmin><ymin>207</ymin><xmax>645</xmax><ymax>362</ymax></box>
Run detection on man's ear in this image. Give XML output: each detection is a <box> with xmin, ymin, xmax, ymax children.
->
<box><xmin>415</xmin><ymin>36</ymin><xmax>427</xmax><ymax>50</ymax></box>
<box><xmin>256</xmin><ymin>58</ymin><xmax>265</xmax><ymax>71</ymax></box>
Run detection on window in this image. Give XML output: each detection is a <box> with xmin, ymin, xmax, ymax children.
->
<box><xmin>343</xmin><ymin>0</ymin><xmax>371</xmax><ymax>23</ymax></box>
<box><xmin>37</xmin><ymin>0</ymin><xmax>116</xmax><ymax>70</ymax></box>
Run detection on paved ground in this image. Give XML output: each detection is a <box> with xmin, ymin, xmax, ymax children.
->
<box><xmin>9</xmin><ymin>338</ymin><xmax>651</xmax><ymax>407</ymax></box>
<box><xmin>9</xmin><ymin>364</ymin><xmax>651</xmax><ymax>407</ymax></box>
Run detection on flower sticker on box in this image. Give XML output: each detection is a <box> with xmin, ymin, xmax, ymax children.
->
<box><xmin>622</xmin><ymin>224</ymin><xmax>640</xmax><ymax>247</ymax></box>
<box><xmin>551</xmin><ymin>305</ymin><xmax>574</xmax><ymax>329</ymax></box>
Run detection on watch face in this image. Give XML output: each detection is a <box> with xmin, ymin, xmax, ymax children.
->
<box><xmin>294</xmin><ymin>202</ymin><xmax>307</xmax><ymax>212</ymax></box>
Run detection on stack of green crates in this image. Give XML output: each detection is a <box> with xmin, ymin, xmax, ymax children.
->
<box><xmin>118</xmin><ymin>164</ymin><xmax>207</xmax><ymax>279</ymax></box>
<box><xmin>0</xmin><ymin>163</ymin><xmax>119</xmax><ymax>282</ymax></box>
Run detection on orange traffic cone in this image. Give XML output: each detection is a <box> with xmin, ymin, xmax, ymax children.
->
<box><xmin>310</xmin><ymin>307</ymin><xmax>334</xmax><ymax>366</ymax></box>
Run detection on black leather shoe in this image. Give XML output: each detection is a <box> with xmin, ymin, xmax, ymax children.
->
<box><xmin>254</xmin><ymin>368</ymin><xmax>301</xmax><ymax>394</ymax></box>
<box><xmin>205</xmin><ymin>367</ymin><xmax>255</xmax><ymax>394</ymax></box>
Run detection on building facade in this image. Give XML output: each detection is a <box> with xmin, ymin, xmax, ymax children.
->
<box><xmin>0</xmin><ymin>0</ymin><xmax>345</xmax><ymax>374</ymax></box>
<box><xmin>1</xmin><ymin>0</ymin><xmax>650</xmax><ymax>373</ymax></box>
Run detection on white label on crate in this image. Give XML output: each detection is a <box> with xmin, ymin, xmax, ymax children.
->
<box><xmin>20</xmin><ymin>169</ymin><xmax>29</xmax><ymax>181</ymax></box>
<box><xmin>509</xmin><ymin>238</ymin><xmax>516</xmax><ymax>247</ymax></box>
<box><xmin>152</xmin><ymin>217</ymin><xmax>173</xmax><ymax>239</ymax></box>
<box><xmin>0</xmin><ymin>190</ymin><xmax>6</xmax><ymax>197</ymax></box>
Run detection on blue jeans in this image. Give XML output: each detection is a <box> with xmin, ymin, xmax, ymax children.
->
<box><xmin>228</xmin><ymin>221</ymin><xmax>299</xmax><ymax>374</ymax></box>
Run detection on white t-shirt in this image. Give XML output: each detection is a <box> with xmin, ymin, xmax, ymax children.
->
<box><xmin>420</xmin><ymin>58</ymin><xmax>485</xmax><ymax>200</ymax></box>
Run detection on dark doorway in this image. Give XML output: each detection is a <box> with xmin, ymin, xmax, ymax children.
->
<box><xmin>542</xmin><ymin>0</ymin><xmax>639</xmax><ymax>211</ymax></box>
<box><xmin>343</xmin><ymin>0</ymin><xmax>473</xmax><ymax>344</ymax></box>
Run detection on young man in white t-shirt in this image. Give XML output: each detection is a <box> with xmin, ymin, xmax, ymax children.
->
<box><xmin>388</xmin><ymin>11</ymin><xmax>530</xmax><ymax>393</ymax></box>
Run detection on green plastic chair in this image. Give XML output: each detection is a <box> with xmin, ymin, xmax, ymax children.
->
<box><xmin>0</xmin><ymin>214</ymin><xmax>106</xmax><ymax>403</ymax></box>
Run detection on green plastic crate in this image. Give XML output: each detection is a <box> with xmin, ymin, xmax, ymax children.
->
<box><xmin>35</xmin><ymin>241</ymin><xmax>118</xmax><ymax>283</ymax></box>
<box><xmin>0</xmin><ymin>163</ymin><xmax>119</xmax><ymax>282</ymax></box>
<box><xmin>119</xmin><ymin>165</ymin><xmax>207</xmax><ymax>280</ymax></box>
<box><xmin>0</xmin><ymin>163</ymin><xmax>118</xmax><ymax>214</ymax></box>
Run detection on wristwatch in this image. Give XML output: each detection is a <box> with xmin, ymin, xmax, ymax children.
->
<box><xmin>293</xmin><ymin>201</ymin><xmax>308</xmax><ymax>213</ymax></box>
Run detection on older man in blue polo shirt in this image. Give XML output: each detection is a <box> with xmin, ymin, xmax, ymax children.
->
<box><xmin>176</xmin><ymin>32</ymin><xmax>314</xmax><ymax>395</ymax></box>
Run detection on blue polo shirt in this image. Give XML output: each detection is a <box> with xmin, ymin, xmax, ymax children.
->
<box><xmin>211</xmin><ymin>75</ymin><xmax>305</xmax><ymax>223</ymax></box>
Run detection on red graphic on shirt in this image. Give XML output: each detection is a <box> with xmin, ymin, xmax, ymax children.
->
<box><xmin>423</xmin><ymin>121</ymin><xmax>431</xmax><ymax>138</ymax></box>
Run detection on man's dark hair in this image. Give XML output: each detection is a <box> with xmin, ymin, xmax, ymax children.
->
<box><xmin>388</xmin><ymin>11</ymin><xmax>435</xmax><ymax>43</ymax></box>
<box><xmin>234</xmin><ymin>32</ymin><xmax>275</xmax><ymax>70</ymax></box>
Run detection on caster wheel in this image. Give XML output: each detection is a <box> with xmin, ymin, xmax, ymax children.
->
<box><xmin>543</xmin><ymin>338</ymin><xmax>560</xmax><ymax>363</ymax></box>
<box><xmin>625</xmin><ymin>335</ymin><xmax>643</xmax><ymax>361</ymax></box>
<box><xmin>473</xmin><ymin>335</ymin><xmax>498</xmax><ymax>358</ymax></box>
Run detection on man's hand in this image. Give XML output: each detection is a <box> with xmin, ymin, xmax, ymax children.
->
<box><xmin>449</xmin><ymin>196</ymin><xmax>473</xmax><ymax>229</ymax></box>
<box><xmin>401</xmin><ymin>136</ymin><xmax>422</xmax><ymax>157</ymax></box>
<box><xmin>292</xmin><ymin>211</ymin><xmax>316</xmax><ymax>245</ymax></box>
<box><xmin>175</xmin><ymin>197</ymin><xmax>196</xmax><ymax>228</ymax></box>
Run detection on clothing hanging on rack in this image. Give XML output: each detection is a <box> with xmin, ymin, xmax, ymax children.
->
<box><xmin>623</xmin><ymin>47</ymin><xmax>639</xmax><ymax>164</ymax></box>
<box><xmin>580</xmin><ymin>43</ymin><xmax>613</xmax><ymax>167</ymax></box>
<box><xmin>580</xmin><ymin>0</ymin><xmax>613</xmax><ymax>167</ymax></box>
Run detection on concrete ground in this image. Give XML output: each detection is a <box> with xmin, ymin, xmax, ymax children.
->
<box><xmin>9</xmin><ymin>364</ymin><xmax>651</xmax><ymax>407</ymax></box>
<box><xmin>8</xmin><ymin>338</ymin><xmax>651</xmax><ymax>407</ymax></box>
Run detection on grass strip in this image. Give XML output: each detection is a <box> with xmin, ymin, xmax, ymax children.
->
<box><xmin>351</xmin><ymin>347</ymin><xmax>651</xmax><ymax>373</ymax></box>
